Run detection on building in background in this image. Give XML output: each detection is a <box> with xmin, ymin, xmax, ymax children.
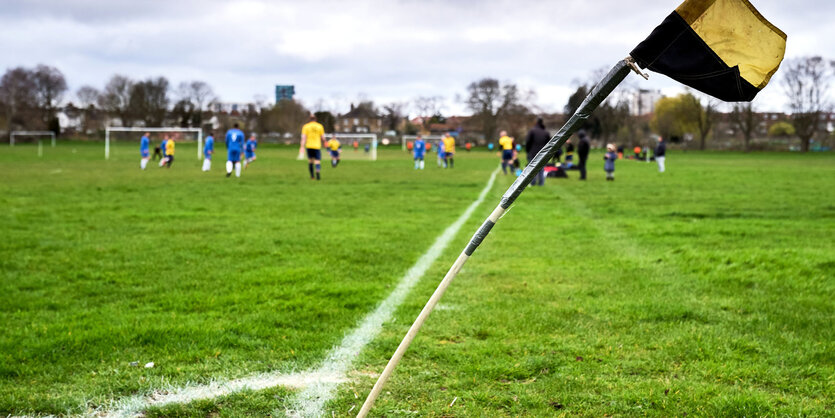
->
<box><xmin>336</xmin><ymin>103</ymin><xmax>382</xmax><ymax>133</ymax></box>
<box><xmin>275</xmin><ymin>85</ymin><xmax>295</xmax><ymax>102</ymax></box>
<box><xmin>630</xmin><ymin>89</ymin><xmax>663</xmax><ymax>116</ymax></box>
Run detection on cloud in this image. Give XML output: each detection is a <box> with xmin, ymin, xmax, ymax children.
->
<box><xmin>1</xmin><ymin>0</ymin><xmax>833</xmax><ymax>114</ymax></box>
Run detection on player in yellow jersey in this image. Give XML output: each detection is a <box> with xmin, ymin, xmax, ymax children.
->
<box><xmin>497</xmin><ymin>130</ymin><xmax>514</xmax><ymax>175</ymax></box>
<box><xmin>300</xmin><ymin>114</ymin><xmax>326</xmax><ymax>180</ymax></box>
<box><xmin>163</xmin><ymin>137</ymin><xmax>175</xmax><ymax>168</ymax></box>
<box><xmin>442</xmin><ymin>131</ymin><xmax>456</xmax><ymax>168</ymax></box>
<box><xmin>326</xmin><ymin>135</ymin><xmax>341</xmax><ymax>168</ymax></box>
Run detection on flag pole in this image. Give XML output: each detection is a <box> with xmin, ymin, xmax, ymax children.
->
<box><xmin>357</xmin><ymin>57</ymin><xmax>636</xmax><ymax>418</ymax></box>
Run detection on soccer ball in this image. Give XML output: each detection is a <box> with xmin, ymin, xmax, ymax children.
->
<box><xmin>381</xmin><ymin>138</ymin><xmax>390</xmax><ymax>146</ymax></box>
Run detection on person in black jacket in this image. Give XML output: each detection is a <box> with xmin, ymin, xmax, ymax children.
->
<box><xmin>577</xmin><ymin>130</ymin><xmax>590</xmax><ymax>180</ymax></box>
<box><xmin>525</xmin><ymin>117</ymin><xmax>550</xmax><ymax>186</ymax></box>
<box><xmin>655</xmin><ymin>137</ymin><xmax>666</xmax><ymax>172</ymax></box>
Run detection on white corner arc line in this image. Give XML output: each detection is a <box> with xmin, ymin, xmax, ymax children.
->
<box><xmin>94</xmin><ymin>168</ymin><xmax>500</xmax><ymax>418</ymax></box>
<box><xmin>288</xmin><ymin>167</ymin><xmax>499</xmax><ymax>416</ymax></box>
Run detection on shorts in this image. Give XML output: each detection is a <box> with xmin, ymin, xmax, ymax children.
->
<box><xmin>228</xmin><ymin>149</ymin><xmax>241</xmax><ymax>162</ymax></box>
<box><xmin>414</xmin><ymin>153</ymin><xmax>425</xmax><ymax>160</ymax></box>
<box><xmin>245</xmin><ymin>151</ymin><xmax>255</xmax><ymax>159</ymax></box>
<box><xmin>306</xmin><ymin>148</ymin><xmax>322</xmax><ymax>160</ymax></box>
<box><xmin>330</xmin><ymin>150</ymin><xmax>340</xmax><ymax>158</ymax></box>
<box><xmin>141</xmin><ymin>150</ymin><xmax>150</xmax><ymax>158</ymax></box>
<box><xmin>166</xmin><ymin>155</ymin><xmax>174</xmax><ymax>163</ymax></box>
<box><xmin>502</xmin><ymin>150</ymin><xmax>513</xmax><ymax>160</ymax></box>
<box><xmin>444</xmin><ymin>152</ymin><xmax>454</xmax><ymax>158</ymax></box>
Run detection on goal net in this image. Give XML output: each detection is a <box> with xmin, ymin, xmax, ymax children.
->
<box><xmin>10</xmin><ymin>131</ymin><xmax>56</xmax><ymax>147</ymax></box>
<box><xmin>297</xmin><ymin>133</ymin><xmax>377</xmax><ymax>161</ymax></box>
<box><xmin>105</xmin><ymin>127</ymin><xmax>202</xmax><ymax>160</ymax></box>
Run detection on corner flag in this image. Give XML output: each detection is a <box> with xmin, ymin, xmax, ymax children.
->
<box><xmin>631</xmin><ymin>0</ymin><xmax>786</xmax><ymax>102</ymax></box>
<box><xmin>358</xmin><ymin>2</ymin><xmax>787</xmax><ymax>416</ymax></box>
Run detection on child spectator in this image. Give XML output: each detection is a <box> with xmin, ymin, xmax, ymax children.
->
<box><xmin>604</xmin><ymin>143</ymin><xmax>617</xmax><ymax>181</ymax></box>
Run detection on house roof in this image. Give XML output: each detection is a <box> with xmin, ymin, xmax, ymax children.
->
<box><xmin>341</xmin><ymin>104</ymin><xmax>380</xmax><ymax>119</ymax></box>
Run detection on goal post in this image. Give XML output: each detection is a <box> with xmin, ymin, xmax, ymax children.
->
<box><xmin>297</xmin><ymin>133</ymin><xmax>377</xmax><ymax>161</ymax></box>
<box><xmin>105</xmin><ymin>126</ymin><xmax>202</xmax><ymax>160</ymax></box>
<box><xmin>10</xmin><ymin>131</ymin><xmax>56</xmax><ymax>147</ymax></box>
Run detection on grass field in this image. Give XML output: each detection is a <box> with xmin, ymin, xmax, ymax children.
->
<box><xmin>1</xmin><ymin>141</ymin><xmax>833</xmax><ymax>416</ymax></box>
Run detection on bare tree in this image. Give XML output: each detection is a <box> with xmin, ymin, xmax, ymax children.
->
<box><xmin>682</xmin><ymin>92</ymin><xmax>717</xmax><ymax>150</ymax></box>
<box><xmin>730</xmin><ymin>102</ymin><xmax>758</xmax><ymax>152</ymax></box>
<box><xmin>188</xmin><ymin>81</ymin><xmax>215</xmax><ymax>113</ymax></box>
<box><xmin>413</xmin><ymin>95</ymin><xmax>444</xmax><ymax>132</ymax></box>
<box><xmin>130</xmin><ymin>77</ymin><xmax>170</xmax><ymax>126</ymax></box>
<box><xmin>99</xmin><ymin>75</ymin><xmax>135</xmax><ymax>127</ymax></box>
<box><xmin>32</xmin><ymin>64</ymin><xmax>68</xmax><ymax>130</ymax></box>
<box><xmin>782</xmin><ymin>56</ymin><xmax>833</xmax><ymax>152</ymax></box>
<box><xmin>502</xmin><ymin>103</ymin><xmax>535</xmax><ymax>140</ymax></box>
<box><xmin>76</xmin><ymin>85</ymin><xmax>100</xmax><ymax>134</ymax></box>
<box><xmin>382</xmin><ymin>102</ymin><xmax>406</xmax><ymax>132</ymax></box>
<box><xmin>171</xmin><ymin>98</ymin><xmax>196</xmax><ymax>127</ymax></box>
<box><xmin>0</xmin><ymin>67</ymin><xmax>38</xmax><ymax>131</ymax></box>
<box><xmin>465</xmin><ymin>78</ymin><xmax>521</xmax><ymax>140</ymax></box>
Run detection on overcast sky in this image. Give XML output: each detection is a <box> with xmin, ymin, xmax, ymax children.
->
<box><xmin>2</xmin><ymin>0</ymin><xmax>833</xmax><ymax>115</ymax></box>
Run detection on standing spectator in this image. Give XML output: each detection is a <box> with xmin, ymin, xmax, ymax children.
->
<box><xmin>577</xmin><ymin>130</ymin><xmax>590</xmax><ymax>180</ymax></box>
<box><xmin>525</xmin><ymin>117</ymin><xmax>550</xmax><ymax>186</ymax></box>
<box><xmin>655</xmin><ymin>137</ymin><xmax>666</xmax><ymax>172</ymax></box>
<box><xmin>604</xmin><ymin>143</ymin><xmax>617</xmax><ymax>181</ymax></box>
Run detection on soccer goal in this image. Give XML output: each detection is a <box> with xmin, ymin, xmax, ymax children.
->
<box><xmin>297</xmin><ymin>133</ymin><xmax>377</xmax><ymax>161</ymax></box>
<box><xmin>105</xmin><ymin>127</ymin><xmax>202</xmax><ymax>160</ymax></box>
<box><xmin>10</xmin><ymin>131</ymin><xmax>56</xmax><ymax>147</ymax></box>
<box><xmin>402</xmin><ymin>135</ymin><xmax>443</xmax><ymax>152</ymax></box>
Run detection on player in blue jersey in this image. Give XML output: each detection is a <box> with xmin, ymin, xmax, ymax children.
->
<box><xmin>158</xmin><ymin>136</ymin><xmax>169</xmax><ymax>167</ymax></box>
<box><xmin>435</xmin><ymin>137</ymin><xmax>444</xmax><ymax>167</ymax></box>
<box><xmin>244</xmin><ymin>133</ymin><xmax>257</xmax><ymax>169</ymax></box>
<box><xmin>413</xmin><ymin>134</ymin><xmax>426</xmax><ymax>170</ymax></box>
<box><xmin>140</xmin><ymin>132</ymin><xmax>150</xmax><ymax>170</ymax></box>
<box><xmin>225</xmin><ymin>123</ymin><xmax>245</xmax><ymax>178</ymax></box>
<box><xmin>201</xmin><ymin>132</ymin><xmax>214</xmax><ymax>172</ymax></box>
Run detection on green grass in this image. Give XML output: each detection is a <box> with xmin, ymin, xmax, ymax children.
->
<box><xmin>1</xmin><ymin>142</ymin><xmax>833</xmax><ymax>416</ymax></box>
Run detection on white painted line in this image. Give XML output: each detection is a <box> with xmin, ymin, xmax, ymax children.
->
<box><xmin>99</xmin><ymin>371</ymin><xmax>345</xmax><ymax>417</ymax></box>
<box><xmin>288</xmin><ymin>168</ymin><xmax>499</xmax><ymax>416</ymax></box>
<box><xmin>94</xmin><ymin>168</ymin><xmax>500</xmax><ymax>418</ymax></box>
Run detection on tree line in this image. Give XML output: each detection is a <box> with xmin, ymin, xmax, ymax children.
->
<box><xmin>1</xmin><ymin>56</ymin><xmax>832</xmax><ymax>151</ymax></box>
<box><xmin>0</xmin><ymin>66</ymin><xmax>216</xmax><ymax>136</ymax></box>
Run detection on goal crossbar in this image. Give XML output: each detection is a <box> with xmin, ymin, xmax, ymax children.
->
<box><xmin>105</xmin><ymin>126</ymin><xmax>202</xmax><ymax>160</ymax></box>
<box><xmin>10</xmin><ymin>131</ymin><xmax>56</xmax><ymax>147</ymax></box>
<box><xmin>333</xmin><ymin>133</ymin><xmax>377</xmax><ymax>161</ymax></box>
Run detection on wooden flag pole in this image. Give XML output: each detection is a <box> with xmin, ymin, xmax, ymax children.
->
<box><xmin>357</xmin><ymin>58</ymin><xmax>636</xmax><ymax>418</ymax></box>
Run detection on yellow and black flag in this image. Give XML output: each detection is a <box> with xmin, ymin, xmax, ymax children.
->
<box><xmin>631</xmin><ymin>0</ymin><xmax>786</xmax><ymax>102</ymax></box>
